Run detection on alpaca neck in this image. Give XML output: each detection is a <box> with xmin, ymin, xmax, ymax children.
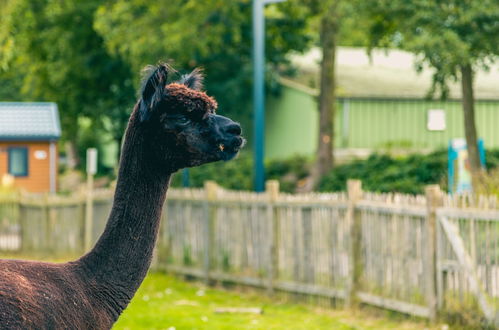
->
<box><xmin>76</xmin><ymin>107</ymin><xmax>172</xmax><ymax>313</ymax></box>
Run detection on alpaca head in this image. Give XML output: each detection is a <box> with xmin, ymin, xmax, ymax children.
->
<box><xmin>137</xmin><ymin>63</ymin><xmax>245</xmax><ymax>170</ymax></box>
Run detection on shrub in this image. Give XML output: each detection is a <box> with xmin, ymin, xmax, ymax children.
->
<box><xmin>171</xmin><ymin>153</ymin><xmax>311</xmax><ymax>193</ymax></box>
<box><xmin>319</xmin><ymin>150</ymin><xmax>448</xmax><ymax>194</ymax></box>
<box><xmin>170</xmin><ymin>149</ymin><xmax>499</xmax><ymax>195</ymax></box>
<box><xmin>171</xmin><ymin>153</ymin><xmax>254</xmax><ymax>191</ymax></box>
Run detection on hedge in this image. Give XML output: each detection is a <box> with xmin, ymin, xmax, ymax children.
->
<box><xmin>170</xmin><ymin>149</ymin><xmax>499</xmax><ymax>195</ymax></box>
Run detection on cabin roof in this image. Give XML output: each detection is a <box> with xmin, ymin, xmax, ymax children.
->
<box><xmin>286</xmin><ymin>47</ymin><xmax>499</xmax><ymax>99</ymax></box>
<box><xmin>0</xmin><ymin>102</ymin><xmax>61</xmax><ymax>141</ymax></box>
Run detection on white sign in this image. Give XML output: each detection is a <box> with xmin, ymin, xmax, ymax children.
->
<box><xmin>34</xmin><ymin>150</ymin><xmax>47</xmax><ymax>160</ymax></box>
<box><xmin>86</xmin><ymin>148</ymin><xmax>98</xmax><ymax>175</ymax></box>
<box><xmin>452</xmin><ymin>138</ymin><xmax>467</xmax><ymax>149</ymax></box>
<box><xmin>427</xmin><ymin>109</ymin><xmax>446</xmax><ymax>131</ymax></box>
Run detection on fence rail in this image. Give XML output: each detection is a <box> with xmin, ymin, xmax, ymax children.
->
<box><xmin>0</xmin><ymin>183</ymin><xmax>498</xmax><ymax>326</ymax></box>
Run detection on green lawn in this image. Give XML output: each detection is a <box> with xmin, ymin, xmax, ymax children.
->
<box><xmin>0</xmin><ymin>254</ymin><xmax>444</xmax><ymax>329</ymax></box>
<box><xmin>115</xmin><ymin>273</ymin><xmax>440</xmax><ymax>330</ymax></box>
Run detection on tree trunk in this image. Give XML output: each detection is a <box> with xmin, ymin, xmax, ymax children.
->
<box><xmin>310</xmin><ymin>3</ymin><xmax>338</xmax><ymax>189</ymax></box>
<box><xmin>65</xmin><ymin>140</ymin><xmax>80</xmax><ymax>170</ymax></box>
<box><xmin>61</xmin><ymin>114</ymin><xmax>80</xmax><ymax>170</ymax></box>
<box><xmin>460</xmin><ymin>64</ymin><xmax>482</xmax><ymax>181</ymax></box>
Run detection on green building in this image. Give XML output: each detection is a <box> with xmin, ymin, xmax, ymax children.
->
<box><xmin>264</xmin><ymin>47</ymin><xmax>499</xmax><ymax>160</ymax></box>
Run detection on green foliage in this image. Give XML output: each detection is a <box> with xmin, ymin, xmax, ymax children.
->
<box><xmin>0</xmin><ymin>0</ymin><xmax>135</xmax><ymax>160</ymax></box>
<box><xmin>76</xmin><ymin>120</ymin><xmax>116</xmax><ymax>177</ymax></box>
<box><xmin>319</xmin><ymin>151</ymin><xmax>448</xmax><ymax>194</ymax></box>
<box><xmin>319</xmin><ymin>149</ymin><xmax>499</xmax><ymax>195</ymax></box>
<box><xmin>182</xmin><ymin>245</ymin><xmax>192</xmax><ymax>266</ymax></box>
<box><xmin>485</xmin><ymin>149</ymin><xmax>499</xmax><ymax>170</ymax></box>
<box><xmin>0</xmin><ymin>69</ymin><xmax>22</xmax><ymax>101</ymax></box>
<box><xmin>302</xmin><ymin>0</ymin><xmax>369</xmax><ymax>48</ymax></box>
<box><xmin>171</xmin><ymin>153</ymin><xmax>311</xmax><ymax>193</ymax></box>
<box><xmin>172</xmin><ymin>153</ymin><xmax>254</xmax><ymax>191</ymax></box>
<box><xmin>266</xmin><ymin>154</ymin><xmax>311</xmax><ymax>192</ymax></box>
<box><xmin>466</xmin><ymin>150</ymin><xmax>499</xmax><ymax>196</ymax></box>
<box><xmin>94</xmin><ymin>0</ymin><xmax>312</xmax><ymax>122</ymax></box>
<box><xmin>172</xmin><ymin>149</ymin><xmax>499</xmax><ymax>195</ymax></box>
<box><xmin>364</xmin><ymin>0</ymin><xmax>499</xmax><ymax>98</ymax></box>
<box><xmin>221</xmin><ymin>250</ymin><xmax>231</xmax><ymax>272</ymax></box>
<box><xmin>362</xmin><ymin>0</ymin><xmax>499</xmax><ymax>177</ymax></box>
<box><xmin>441</xmin><ymin>292</ymin><xmax>492</xmax><ymax>329</ymax></box>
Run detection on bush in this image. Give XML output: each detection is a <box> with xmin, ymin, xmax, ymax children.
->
<box><xmin>170</xmin><ymin>148</ymin><xmax>499</xmax><ymax>195</ymax></box>
<box><xmin>266</xmin><ymin>155</ymin><xmax>311</xmax><ymax>192</ymax></box>
<box><xmin>319</xmin><ymin>150</ymin><xmax>448</xmax><ymax>194</ymax></box>
<box><xmin>171</xmin><ymin>153</ymin><xmax>311</xmax><ymax>193</ymax></box>
<box><xmin>172</xmin><ymin>153</ymin><xmax>254</xmax><ymax>191</ymax></box>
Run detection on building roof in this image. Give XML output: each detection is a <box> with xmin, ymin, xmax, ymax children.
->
<box><xmin>0</xmin><ymin>102</ymin><xmax>61</xmax><ymax>141</ymax></box>
<box><xmin>286</xmin><ymin>47</ymin><xmax>499</xmax><ymax>99</ymax></box>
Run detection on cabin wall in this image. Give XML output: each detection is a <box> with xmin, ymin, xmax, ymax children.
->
<box><xmin>0</xmin><ymin>141</ymin><xmax>57</xmax><ymax>193</ymax></box>
<box><xmin>265</xmin><ymin>85</ymin><xmax>499</xmax><ymax>159</ymax></box>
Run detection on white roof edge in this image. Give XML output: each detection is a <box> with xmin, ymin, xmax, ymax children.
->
<box><xmin>50</xmin><ymin>103</ymin><xmax>62</xmax><ymax>137</ymax></box>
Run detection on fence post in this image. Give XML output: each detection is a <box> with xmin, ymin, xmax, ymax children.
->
<box><xmin>204</xmin><ymin>181</ymin><xmax>218</xmax><ymax>284</ymax></box>
<box><xmin>425</xmin><ymin>185</ymin><xmax>443</xmax><ymax>322</ymax></box>
<box><xmin>13</xmin><ymin>192</ymin><xmax>22</xmax><ymax>253</ymax></box>
<box><xmin>346</xmin><ymin>179</ymin><xmax>363</xmax><ymax>308</ymax></box>
<box><xmin>46</xmin><ymin>194</ymin><xmax>58</xmax><ymax>254</ymax></box>
<box><xmin>84</xmin><ymin>173</ymin><xmax>94</xmax><ymax>252</ymax></box>
<box><xmin>266</xmin><ymin>180</ymin><xmax>280</xmax><ymax>294</ymax></box>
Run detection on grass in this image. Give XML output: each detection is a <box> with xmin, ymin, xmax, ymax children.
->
<box><xmin>114</xmin><ymin>273</ymin><xmax>441</xmax><ymax>330</ymax></box>
<box><xmin>0</xmin><ymin>254</ymin><xmax>444</xmax><ymax>329</ymax></box>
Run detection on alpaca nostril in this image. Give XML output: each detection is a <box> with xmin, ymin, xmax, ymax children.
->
<box><xmin>225</xmin><ymin>123</ymin><xmax>242</xmax><ymax>136</ymax></box>
<box><xmin>235</xmin><ymin>137</ymin><xmax>245</xmax><ymax>147</ymax></box>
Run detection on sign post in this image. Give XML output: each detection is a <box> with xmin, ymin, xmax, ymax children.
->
<box><xmin>85</xmin><ymin>148</ymin><xmax>97</xmax><ymax>251</ymax></box>
<box><xmin>448</xmin><ymin>139</ymin><xmax>485</xmax><ymax>194</ymax></box>
<box><xmin>253</xmin><ymin>0</ymin><xmax>286</xmax><ymax>192</ymax></box>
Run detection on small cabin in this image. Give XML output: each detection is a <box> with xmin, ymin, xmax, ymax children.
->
<box><xmin>0</xmin><ymin>102</ymin><xmax>61</xmax><ymax>193</ymax></box>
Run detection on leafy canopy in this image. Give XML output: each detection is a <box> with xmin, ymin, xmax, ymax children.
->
<box><xmin>94</xmin><ymin>0</ymin><xmax>312</xmax><ymax>120</ymax></box>
<box><xmin>0</xmin><ymin>0</ymin><xmax>135</xmax><ymax>143</ymax></box>
<box><xmin>365</xmin><ymin>0</ymin><xmax>499</xmax><ymax>98</ymax></box>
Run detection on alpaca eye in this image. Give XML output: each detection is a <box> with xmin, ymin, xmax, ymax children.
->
<box><xmin>176</xmin><ymin>117</ymin><xmax>191</xmax><ymax>125</ymax></box>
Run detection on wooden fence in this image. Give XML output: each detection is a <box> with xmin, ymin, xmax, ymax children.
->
<box><xmin>0</xmin><ymin>182</ymin><xmax>498</xmax><ymax>326</ymax></box>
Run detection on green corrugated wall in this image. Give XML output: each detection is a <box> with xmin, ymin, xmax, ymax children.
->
<box><xmin>265</xmin><ymin>85</ymin><xmax>499</xmax><ymax>159</ymax></box>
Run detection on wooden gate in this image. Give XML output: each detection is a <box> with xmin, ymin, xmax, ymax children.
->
<box><xmin>437</xmin><ymin>208</ymin><xmax>499</xmax><ymax>327</ymax></box>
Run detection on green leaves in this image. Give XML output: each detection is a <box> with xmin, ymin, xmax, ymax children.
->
<box><xmin>319</xmin><ymin>151</ymin><xmax>448</xmax><ymax>194</ymax></box>
<box><xmin>0</xmin><ymin>0</ymin><xmax>135</xmax><ymax>161</ymax></box>
<box><xmin>365</xmin><ymin>0</ymin><xmax>499</xmax><ymax>99</ymax></box>
<box><xmin>1</xmin><ymin>0</ymin><xmax>312</xmax><ymax>166</ymax></box>
<box><xmin>94</xmin><ymin>0</ymin><xmax>311</xmax><ymax>118</ymax></box>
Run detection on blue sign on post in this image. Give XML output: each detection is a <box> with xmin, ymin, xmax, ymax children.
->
<box><xmin>448</xmin><ymin>138</ymin><xmax>486</xmax><ymax>194</ymax></box>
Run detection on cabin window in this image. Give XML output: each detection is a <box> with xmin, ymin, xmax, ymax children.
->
<box><xmin>8</xmin><ymin>147</ymin><xmax>28</xmax><ymax>177</ymax></box>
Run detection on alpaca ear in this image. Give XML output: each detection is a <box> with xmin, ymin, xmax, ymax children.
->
<box><xmin>178</xmin><ymin>68</ymin><xmax>204</xmax><ymax>91</ymax></box>
<box><xmin>139</xmin><ymin>63</ymin><xmax>171</xmax><ymax>122</ymax></box>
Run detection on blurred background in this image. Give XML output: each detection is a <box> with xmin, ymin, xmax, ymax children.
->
<box><xmin>1</xmin><ymin>1</ymin><xmax>499</xmax><ymax>329</ymax></box>
<box><xmin>0</xmin><ymin>0</ymin><xmax>497</xmax><ymax>196</ymax></box>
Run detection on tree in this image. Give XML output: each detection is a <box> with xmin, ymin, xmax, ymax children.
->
<box><xmin>93</xmin><ymin>0</ymin><xmax>312</xmax><ymax>126</ymax></box>
<box><xmin>303</xmin><ymin>0</ymin><xmax>361</xmax><ymax>189</ymax></box>
<box><xmin>0</xmin><ymin>70</ymin><xmax>22</xmax><ymax>101</ymax></box>
<box><xmin>0</xmin><ymin>0</ymin><xmax>135</xmax><ymax>168</ymax></box>
<box><xmin>302</xmin><ymin>0</ymin><xmax>337</xmax><ymax>188</ymax></box>
<box><xmin>365</xmin><ymin>0</ymin><xmax>499</xmax><ymax>180</ymax></box>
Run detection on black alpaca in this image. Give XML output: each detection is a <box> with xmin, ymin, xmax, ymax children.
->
<box><xmin>0</xmin><ymin>63</ymin><xmax>244</xmax><ymax>329</ymax></box>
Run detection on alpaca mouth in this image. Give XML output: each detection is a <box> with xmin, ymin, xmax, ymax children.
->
<box><xmin>218</xmin><ymin>144</ymin><xmax>238</xmax><ymax>160</ymax></box>
<box><xmin>217</xmin><ymin>137</ymin><xmax>245</xmax><ymax>161</ymax></box>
